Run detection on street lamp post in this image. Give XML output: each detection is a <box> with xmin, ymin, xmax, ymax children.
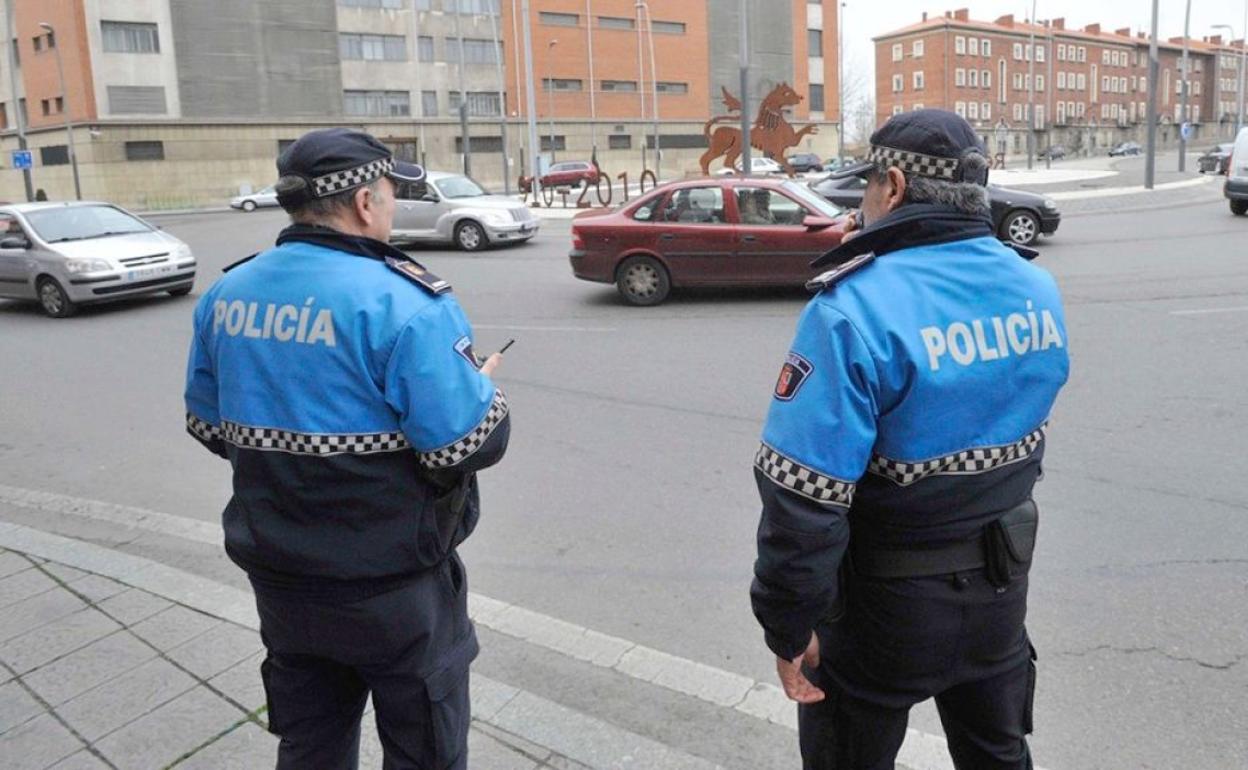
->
<box><xmin>546</xmin><ymin>39</ymin><xmax>557</xmax><ymax>162</ymax></box>
<box><xmin>1179</xmin><ymin>0</ymin><xmax>1191</xmax><ymax>172</ymax></box>
<box><xmin>1145</xmin><ymin>0</ymin><xmax>1159</xmax><ymax>189</ymax></box>
<box><xmin>636</xmin><ymin>1</ymin><xmax>659</xmax><ymax>180</ymax></box>
<box><xmin>1214</xmin><ymin>21</ymin><xmax>1247</xmax><ymax>135</ymax></box>
<box><xmin>38</xmin><ymin>22</ymin><xmax>81</xmax><ymax>200</ymax></box>
<box><xmin>1026</xmin><ymin>1</ymin><xmax>1036</xmax><ymax>171</ymax></box>
<box><xmin>838</xmin><ymin>2</ymin><xmax>846</xmax><ymax>166</ymax></box>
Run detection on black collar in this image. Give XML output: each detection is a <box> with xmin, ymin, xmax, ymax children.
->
<box><xmin>276</xmin><ymin>223</ymin><xmax>414</xmax><ymax>263</ymax></box>
<box><xmin>812</xmin><ymin>204</ymin><xmax>996</xmax><ymax>268</ymax></box>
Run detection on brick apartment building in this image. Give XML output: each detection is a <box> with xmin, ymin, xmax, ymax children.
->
<box><xmin>874</xmin><ymin>8</ymin><xmax>1246</xmax><ymax>157</ymax></box>
<box><xmin>0</xmin><ymin>0</ymin><xmax>840</xmax><ymax>208</ymax></box>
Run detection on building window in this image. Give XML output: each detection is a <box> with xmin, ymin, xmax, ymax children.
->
<box><xmin>101</xmin><ymin>21</ymin><xmax>160</xmax><ymax>53</ymax></box>
<box><xmin>982</xmin><ymin>39</ymin><xmax>991</xmax><ymax>57</ymax></box>
<box><xmin>125</xmin><ymin>141</ymin><xmax>165</xmax><ymax>161</ymax></box>
<box><xmin>1057</xmin><ymin>43</ymin><xmax>1065</xmax><ymax>61</ymax></box>
<box><xmin>343</xmin><ymin>89</ymin><xmax>410</xmax><ymax>117</ymax></box>
<box><xmin>808</xmin><ymin>29</ymin><xmax>823</xmax><ymax>54</ymax></box>
<box><xmin>1077</xmin><ymin>73</ymin><xmax>1086</xmax><ymax>90</ymax></box>
<box><xmin>339</xmin><ymin>0</ymin><xmax>404</xmax><ymax>7</ymax></box>
<box><xmin>1013</xmin><ymin>43</ymin><xmax>1022</xmax><ymax>61</ymax></box>
<box><xmin>913</xmin><ymin>103</ymin><xmax>925</xmax><ymax>111</ymax></box>
<box><xmin>1102</xmin><ymin>50</ymin><xmax>1110</xmax><ymax>65</ymax></box>
<box><xmin>340</xmin><ymin>33</ymin><xmax>407</xmax><ymax>62</ymax></box>
<box><xmin>454</xmin><ymin>136</ymin><xmax>504</xmax><ymax>154</ymax></box>
<box><xmin>892</xmin><ymin>74</ymin><xmax>903</xmax><ymax>92</ymax></box>
<box><xmin>1058</xmin><ymin>72</ymin><xmax>1066</xmax><ymax>89</ymax></box>
<box><xmin>809</xmin><ymin>83</ymin><xmax>824</xmax><ymax>111</ymax></box>
<box><xmin>1013</xmin><ymin>73</ymin><xmax>1023</xmax><ymax>90</ymax></box>
<box><xmin>955</xmin><ymin>36</ymin><xmax>966</xmax><ymax>55</ymax></box>
<box><xmin>540</xmin><ymin>135</ymin><xmax>567</xmax><ymax>151</ymax></box>
<box><xmin>968</xmin><ymin>101</ymin><xmax>979</xmax><ymax>119</ymax></box>
<box><xmin>107</xmin><ymin>85</ymin><xmax>167</xmax><ymax>114</ymax></box>
<box><xmin>969</xmin><ymin>38</ymin><xmax>979</xmax><ymax>56</ymax></box>
<box><xmin>969</xmin><ymin>69</ymin><xmax>979</xmax><ymax>87</ymax></box>
<box><xmin>1036</xmin><ymin>45</ymin><xmax>1045</xmax><ymax>63</ymax></box>
<box><xmin>954</xmin><ymin>101</ymin><xmax>966</xmax><ymax>117</ymax></box>
<box><xmin>956</xmin><ymin>68</ymin><xmax>966</xmax><ymax>87</ymax></box>
<box><xmin>449</xmin><ymin>90</ymin><xmax>502</xmax><ymax>116</ymax></box>
<box><xmin>421</xmin><ymin>90</ymin><xmax>438</xmax><ymax>116</ymax></box>
<box><xmin>656</xmin><ymin>81</ymin><xmax>688</xmax><ymax>95</ymax></box>
<box><xmin>539</xmin><ymin>12</ymin><xmax>578</xmax><ymax>26</ymax></box>
<box><xmin>447</xmin><ymin>38</ymin><xmax>501</xmax><ymax>64</ymax></box>
<box><xmin>999</xmin><ymin>60</ymin><xmax>1006</xmax><ymax>102</ymax></box>
<box><xmin>982</xmin><ymin>102</ymin><xmax>991</xmax><ymax>120</ymax></box>
<box><xmin>599</xmin><ymin>16</ymin><xmax>634</xmax><ymax>30</ymax></box>
<box><xmin>983</xmin><ymin>70</ymin><xmax>991</xmax><ymax>88</ymax></box>
<box><xmin>892</xmin><ymin>105</ymin><xmax>904</xmax><ymax>116</ymax></box>
<box><xmin>600</xmin><ymin>80</ymin><xmax>637</xmax><ymax>92</ymax></box>
<box><xmin>417</xmin><ymin>36</ymin><xmax>434</xmax><ymax>62</ymax></box>
<box><xmin>41</xmin><ymin>145</ymin><xmax>69</xmax><ymax>166</ymax></box>
<box><xmin>892</xmin><ymin>43</ymin><xmax>902</xmax><ymax>62</ymax></box>
<box><xmin>650</xmin><ymin>21</ymin><xmax>685</xmax><ymax>35</ymax></box>
<box><xmin>1013</xmin><ymin>103</ymin><xmax>1022</xmax><ymax>121</ymax></box>
<box><xmin>913</xmin><ymin>71</ymin><xmax>924</xmax><ymax>90</ymax></box>
<box><xmin>1036</xmin><ymin>75</ymin><xmax>1044</xmax><ymax>92</ymax></box>
<box><xmin>1078</xmin><ymin>47</ymin><xmax>1086</xmax><ymax>63</ymax></box>
<box><xmin>608</xmin><ymin>134</ymin><xmax>632</xmax><ymax>149</ymax></box>
<box><xmin>542</xmin><ymin>78</ymin><xmax>583</xmax><ymax>91</ymax></box>
<box><xmin>913</xmin><ymin>39</ymin><xmax>924</xmax><ymax>58</ymax></box>
<box><xmin>448</xmin><ymin>0</ymin><xmax>499</xmax><ymax>13</ymax></box>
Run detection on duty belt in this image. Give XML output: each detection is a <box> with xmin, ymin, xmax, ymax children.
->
<box><xmin>851</xmin><ymin>500</ymin><xmax>1038</xmax><ymax>585</ymax></box>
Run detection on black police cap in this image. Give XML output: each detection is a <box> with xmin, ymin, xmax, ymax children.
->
<box><xmin>274</xmin><ymin>127</ymin><xmax>426</xmax><ymax>207</ymax></box>
<box><xmin>829</xmin><ymin>109</ymin><xmax>989</xmax><ymax>185</ymax></box>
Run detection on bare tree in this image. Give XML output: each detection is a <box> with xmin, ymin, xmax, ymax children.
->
<box><xmin>840</xmin><ymin>53</ymin><xmax>876</xmax><ymax>147</ymax></box>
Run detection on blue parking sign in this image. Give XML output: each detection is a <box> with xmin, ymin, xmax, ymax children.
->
<box><xmin>11</xmin><ymin>150</ymin><xmax>32</xmax><ymax>170</ymax></box>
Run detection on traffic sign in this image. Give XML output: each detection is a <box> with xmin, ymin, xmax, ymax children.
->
<box><xmin>11</xmin><ymin>150</ymin><xmax>32</xmax><ymax>170</ymax></box>
<box><xmin>1180</xmin><ymin>122</ymin><xmax>1194</xmax><ymax>141</ymax></box>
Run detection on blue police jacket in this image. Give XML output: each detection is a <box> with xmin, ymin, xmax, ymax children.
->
<box><xmin>184</xmin><ymin>225</ymin><xmax>509</xmax><ymax>598</ymax></box>
<box><xmin>751</xmin><ymin>204</ymin><xmax>1070</xmax><ymax>659</ymax></box>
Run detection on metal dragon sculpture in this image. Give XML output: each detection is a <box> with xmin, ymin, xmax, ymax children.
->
<box><xmin>699</xmin><ymin>83</ymin><xmax>819</xmax><ymax>177</ymax></box>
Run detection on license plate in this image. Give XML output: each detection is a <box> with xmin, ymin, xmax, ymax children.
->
<box><xmin>127</xmin><ymin>264</ymin><xmax>174</xmax><ymax>281</ymax></box>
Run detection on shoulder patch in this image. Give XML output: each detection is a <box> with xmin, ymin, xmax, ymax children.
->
<box><xmin>385</xmin><ymin>256</ymin><xmax>452</xmax><ymax>295</ymax></box>
<box><xmin>774</xmin><ymin>352</ymin><xmax>813</xmax><ymax>401</ymax></box>
<box><xmin>223</xmin><ymin>253</ymin><xmax>258</xmax><ymax>273</ymax></box>
<box><xmin>805</xmin><ymin>251</ymin><xmax>876</xmax><ymax>292</ymax></box>
<box><xmin>454</xmin><ymin>336</ymin><xmax>482</xmax><ymax>369</ymax></box>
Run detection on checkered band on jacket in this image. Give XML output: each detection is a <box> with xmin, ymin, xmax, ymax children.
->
<box><xmin>868</xmin><ymin>425</ymin><xmax>1046</xmax><ymax>487</ymax></box>
<box><xmin>418</xmin><ymin>389</ymin><xmax>509</xmax><ymax>470</ymax></box>
<box><xmin>312</xmin><ymin>157</ymin><xmax>394</xmax><ymax>197</ymax></box>
<box><xmin>206</xmin><ymin>419</ymin><xmax>412</xmax><ymax>456</ymax></box>
<box><xmin>186</xmin><ymin>413</ymin><xmax>221</xmax><ymax>443</ymax></box>
<box><xmin>754</xmin><ymin>443</ymin><xmax>856</xmax><ymax>507</ymax></box>
<box><xmin>867</xmin><ymin>145</ymin><xmax>959</xmax><ymax>181</ymax></box>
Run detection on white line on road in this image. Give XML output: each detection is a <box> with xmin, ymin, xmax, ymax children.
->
<box><xmin>474</xmin><ymin>323</ymin><xmax>617</xmax><ymax>333</ymax></box>
<box><xmin>1169</xmin><ymin>306</ymin><xmax>1248</xmax><ymax>316</ymax></box>
<box><xmin>0</xmin><ymin>485</ymin><xmax>1051</xmax><ymax>770</ymax></box>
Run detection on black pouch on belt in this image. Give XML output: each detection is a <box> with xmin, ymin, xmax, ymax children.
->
<box><xmin>984</xmin><ymin>500</ymin><xmax>1039</xmax><ymax>588</ymax></box>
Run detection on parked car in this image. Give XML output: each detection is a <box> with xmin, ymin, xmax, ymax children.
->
<box><xmin>229</xmin><ymin>185</ymin><xmax>280</xmax><ymax>212</ymax></box>
<box><xmin>809</xmin><ymin>175</ymin><xmax>1061</xmax><ymax>246</ymax></box>
<box><xmin>520</xmin><ymin>160</ymin><xmax>599</xmax><ymax>192</ymax></box>
<box><xmin>1108</xmin><ymin>141</ymin><xmax>1142</xmax><ymax>157</ymax></box>
<box><xmin>1225</xmin><ymin>128</ymin><xmax>1248</xmax><ymax>216</ymax></box>
<box><xmin>1037</xmin><ymin>145</ymin><xmax>1067</xmax><ymax>160</ymax></box>
<box><xmin>390</xmin><ymin>171</ymin><xmax>539</xmax><ymax>251</ymax></box>
<box><xmin>569</xmin><ymin>177</ymin><xmax>847</xmax><ymax>305</ymax></box>
<box><xmin>786</xmin><ymin>152</ymin><xmax>823</xmax><ymax>173</ymax></box>
<box><xmin>714</xmin><ymin>156</ymin><xmax>785</xmax><ymax>176</ymax></box>
<box><xmin>0</xmin><ymin>201</ymin><xmax>196</xmax><ymax>318</ymax></box>
<box><xmin>1198</xmin><ymin>143</ymin><xmax>1235</xmax><ymax>175</ymax></box>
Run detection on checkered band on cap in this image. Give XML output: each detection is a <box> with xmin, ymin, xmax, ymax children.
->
<box><xmin>312</xmin><ymin>157</ymin><xmax>394</xmax><ymax>198</ymax></box>
<box><xmin>867</xmin><ymin>145</ymin><xmax>960</xmax><ymax>181</ymax></box>
<box><xmin>754</xmin><ymin>443</ymin><xmax>855</xmax><ymax>507</ymax></box>
<box><xmin>186</xmin><ymin>413</ymin><xmax>221</xmax><ymax>443</ymax></box>
<box><xmin>868</xmin><ymin>424</ymin><xmax>1047</xmax><ymax>487</ymax></box>
<box><xmin>218</xmin><ymin>421</ymin><xmax>411</xmax><ymax>456</ymax></box>
<box><xmin>419</xmin><ymin>390</ymin><xmax>509</xmax><ymax>470</ymax></box>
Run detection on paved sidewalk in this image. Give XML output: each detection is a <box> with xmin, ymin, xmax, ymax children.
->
<box><xmin>0</xmin><ymin>547</ymin><xmax>590</xmax><ymax>770</ymax></box>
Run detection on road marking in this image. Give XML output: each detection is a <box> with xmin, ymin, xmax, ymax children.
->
<box><xmin>0</xmin><ymin>485</ymin><xmax>1050</xmax><ymax>770</ymax></box>
<box><xmin>474</xmin><ymin>323</ymin><xmax>617</xmax><ymax>333</ymax></box>
<box><xmin>1048</xmin><ymin>174</ymin><xmax>1214</xmax><ymax>201</ymax></box>
<box><xmin>1169</xmin><ymin>306</ymin><xmax>1248</xmax><ymax>316</ymax></box>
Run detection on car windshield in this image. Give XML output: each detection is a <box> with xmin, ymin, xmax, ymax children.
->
<box><xmin>258</xmin><ymin>186</ymin><xmax>275</xmax><ymax>195</ymax></box>
<box><xmin>435</xmin><ymin>176</ymin><xmax>488</xmax><ymax>199</ymax></box>
<box><xmin>781</xmin><ymin>181</ymin><xmax>843</xmax><ymax>218</ymax></box>
<box><xmin>24</xmin><ymin>205</ymin><xmax>152</xmax><ymax>243</ymax></box>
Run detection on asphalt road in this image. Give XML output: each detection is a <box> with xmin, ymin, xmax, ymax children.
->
<box><xmin>2</xmin><ymin>184</ymin><xmax>1245</xmax><ymax>769</ymax></box>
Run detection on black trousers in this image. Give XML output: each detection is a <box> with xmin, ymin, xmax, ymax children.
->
<box><xmin>252</xmin><ymin>556</ymin><xmax>477</xmax><ymax>770</ymax></box>
<box><xmin>798</xmin><ymin>569</ymin><xmax>1035</xmax><ymax>770</ymax></box>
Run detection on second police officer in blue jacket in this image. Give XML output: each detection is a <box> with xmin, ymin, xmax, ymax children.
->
<box><xmin>184</xmin><ymin>128</ymin><xmax>509</xmax><ymax>770</ymax></box>
<box><xmin>751</xmin><ymin>110</ymin><xmax>1070</xmax><ymax>769</ymax></box>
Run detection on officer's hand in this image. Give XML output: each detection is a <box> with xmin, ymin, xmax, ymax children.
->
<box><xmin>841</xmin><ymin>210</ymin><xmax>864</xmax><ymax>242</ymax></box>
<box><xmin>480</xmin><ymin>353</ymin><xmax>504</xmax><ymax>376</ymax></box>
<box><xmin>775</xmin><ymin>633</ymin><xmax>824</xmax><ymax>704</ymax></box>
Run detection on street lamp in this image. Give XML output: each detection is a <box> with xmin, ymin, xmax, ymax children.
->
<box><xmin>546</xmin><ymin>39</ymin><xmax>558</xmax><ymax>162</ymax></box>
<box><xmin>1026</xmin><ymin>1</ymin><xmax>1036</xmax><ymax>171</ymax></box>
<box><xmin>838</xmin><ymin>2</ymin><xmax>846</xmax><ymax>166</ymax></box>
<box><xmin>636</xmin><ymin>1</ymin><xmax>659</xmax><ymax>180</ymax></box>
<box><xmin>38</xmin><ymin>22</ymin><xmax>81</xmax><ymax>200</ymax></box>
<box><xmin>1213</xmin><ymin>22</ymin><xmax>1247</xmax><ymax>135</ymax></box>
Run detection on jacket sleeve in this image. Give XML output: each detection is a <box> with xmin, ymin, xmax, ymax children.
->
<box><xmin>751</xmin><ymin>300</ymin><xmax>879</xmax><ymax>660</ymax></box>
<box><xmin>184</xmin><ymin>296</ymin><xmax>227</xmax><ymax>459</ymax></box>
<box><xmin>384</xmin><ymin>298</ymin><xmax>510</xmax><ymax>474</ymax></box>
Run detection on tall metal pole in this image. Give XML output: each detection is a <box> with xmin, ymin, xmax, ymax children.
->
<box><xmin>1045</xmin><ymin>23</ymin><xmax>1052</xmax><ymax>169</ymax></box>
<box><xmin>453</xmin><ymin>7</ymin><xmax>471</xmax><ymax>176</ymax></box>
<box><xmin>39</xmin><ymin>23</ymin><xmax>80</xmax><ymax>200</ymax></box>
<box><xmin>1240</xmin><ymin>1</ymin><xmax>1248</xmax><ymax>134</ymax></box>
<box><xmin>586</xmin><ymin>0</ymin><xmax>598</xmax><ymax>157</ymax></box>
<box><xmin>4</xmin><ymin>0</ymin><xmax>33</xmax><ymax>201</ymax></box>
<box><xmin>546</xmin><ymin>40</ymin><xmax>557</xmax><ymax>162</ymax></box>
<box><xmin>486</xmin><ymin>1</ymin><xmax>511</xmax><ymax>193</ymax></box>
<box><xmin>838</xmin><ymin>1</ymin><xmax>846</xmax><ymax>166</ymax></box>
<box><xmin>511</xmin><ymin>0</ymin><xmax>525</xmax><ymax>177</ymax></box>
<box><xmin>739</xmin><ymin>0</ymin><xmax>752</xmax><ymax>176</ymax></box>
<box><xmin>1145</xmin><ymin>0</ymin><xmax>1159</xmax><ymax>189</ymax></box>
<box><xmin>411</xmin><ymin>3</ymin><xmax>428</xmax><ymax>168</ymax></box>
<box><xmin>1179</xmin><ymin>0</ymin><xmax>1191</xmax><ymax>171</ymax></box>
<box><xmin>1026</xmin><ymin>2</ymin><xmax>1035</xmax><ymax>170</ymax></box>
<box><xmin>520</xmin><ymin>0</ymin><xmax>542</xmax><ymax>201</ymax></box>
<box><xmin>638</xmin><ymin>2</ymin><xmax>659</xmax><ymax>180</ymax></box>
<box><xmin>636</xmin><ymin>5</ymin><xmax>648</xmax><ymax>170</ymax></box>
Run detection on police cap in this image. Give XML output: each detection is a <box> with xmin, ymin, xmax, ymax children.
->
<box><xmin>829</xmin><ymin>109</ymin><xmax>989</xmax><ymax>185</ymax></box>
<box><xmin>274</xmin><ymin>127</ymin><xmax>427</xmax><ymax>207</ymax></box>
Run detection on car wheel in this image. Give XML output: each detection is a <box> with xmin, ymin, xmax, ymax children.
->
<box><xmin>242</xmin><ymin>200</ymin><xmax>257</xmax><ymax>212</ymax></box>
<box><xmin>168</xmin><ymin>286</ymin><xmax>193</xmax><ymax>297</ymax></box>
<box><xmin>1001</xmin><ymin>210</ymin><xmax>1040</xmax><ymax>246</ymax></box>
<box><xmin>615</xmin><ymin>255</ymin><xmax>671</xmax><ymax>306</ymax></box>
<box><xmin>454</xmin><ymin>220</ymin><xmax>488</xmax><ymax>252</ymax></box>
<box><xmin>37</xmin><ymin>276</ymin><xmax>77</xmax><ymax>318</ymax></box>
<box><xmin>1231</xmin><ymin>200</ymin><xmax>1248</xmax><ymax>216</ymax></box>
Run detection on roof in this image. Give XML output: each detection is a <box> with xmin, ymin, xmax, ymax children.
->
<box><xmin>3</xmin><ymin>201</ymin><xmax>114</xmax><ymax>214</ymax></box>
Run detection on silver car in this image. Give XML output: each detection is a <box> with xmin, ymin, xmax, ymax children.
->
<box><xmin>230</xmin><ymin>185</ymin><xmax>280</xmax><ymax>212</ymax></box>
<box><xmin>390</xmin><ymin>171</ymin><xmax>539</xmax><ymax>251</ymax></box>
<box><xmin>0</xmin><ymin>201</ymin><xmax>196</xmax><ymax>318</ymax></box>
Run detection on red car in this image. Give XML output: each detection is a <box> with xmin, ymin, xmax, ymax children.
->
<box><xmin>522</xmin><ymin>160</ymin><xmax>599</xmax><ymax>192</ymax></box>
<box><xmin>569</xmin><ymin>177</ymin><xmax>848</xmax><ymax>305</ymax></box>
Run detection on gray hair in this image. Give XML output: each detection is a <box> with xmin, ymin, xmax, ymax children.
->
<box><xmin>870</xmin><ymin>152</ymin><xmax>990</xmax><ymax>217</ymax></box>
<box><xmin>278</xmin><ymin>177</ymin><xmax>384</xmax><ymax>224</ymax></box>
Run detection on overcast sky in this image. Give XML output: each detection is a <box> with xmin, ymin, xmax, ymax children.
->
<box><xmin>841</xmin><ymin>0</ymin><xmax>1247</xmax><ymax>100</ymax></box>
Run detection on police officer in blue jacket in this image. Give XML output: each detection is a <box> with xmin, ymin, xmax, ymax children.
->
<box><xmin>751</xmin><ymin>110</ymin><xmax>1069</xmax><ymax>769</ymax></box>
<box><xmin>184</xmin><ymin>128</ymin><xmax>510</xmax><ymax>770</ymax></box>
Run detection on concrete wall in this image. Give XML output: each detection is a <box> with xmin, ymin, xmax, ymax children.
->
<box><xmin>84</xmin><ymin>0</ymin><xmax>182</xmax><ymax>119</ymax></box>
<box><xmin>168</xmin><ymin>0</ymin><xmax>343</xmax><ymax>119</ymax></box>
<box><xmin>707</xmin><ymin>0</ymin><xmax>793</xmax><ymax>116</ymax></box>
